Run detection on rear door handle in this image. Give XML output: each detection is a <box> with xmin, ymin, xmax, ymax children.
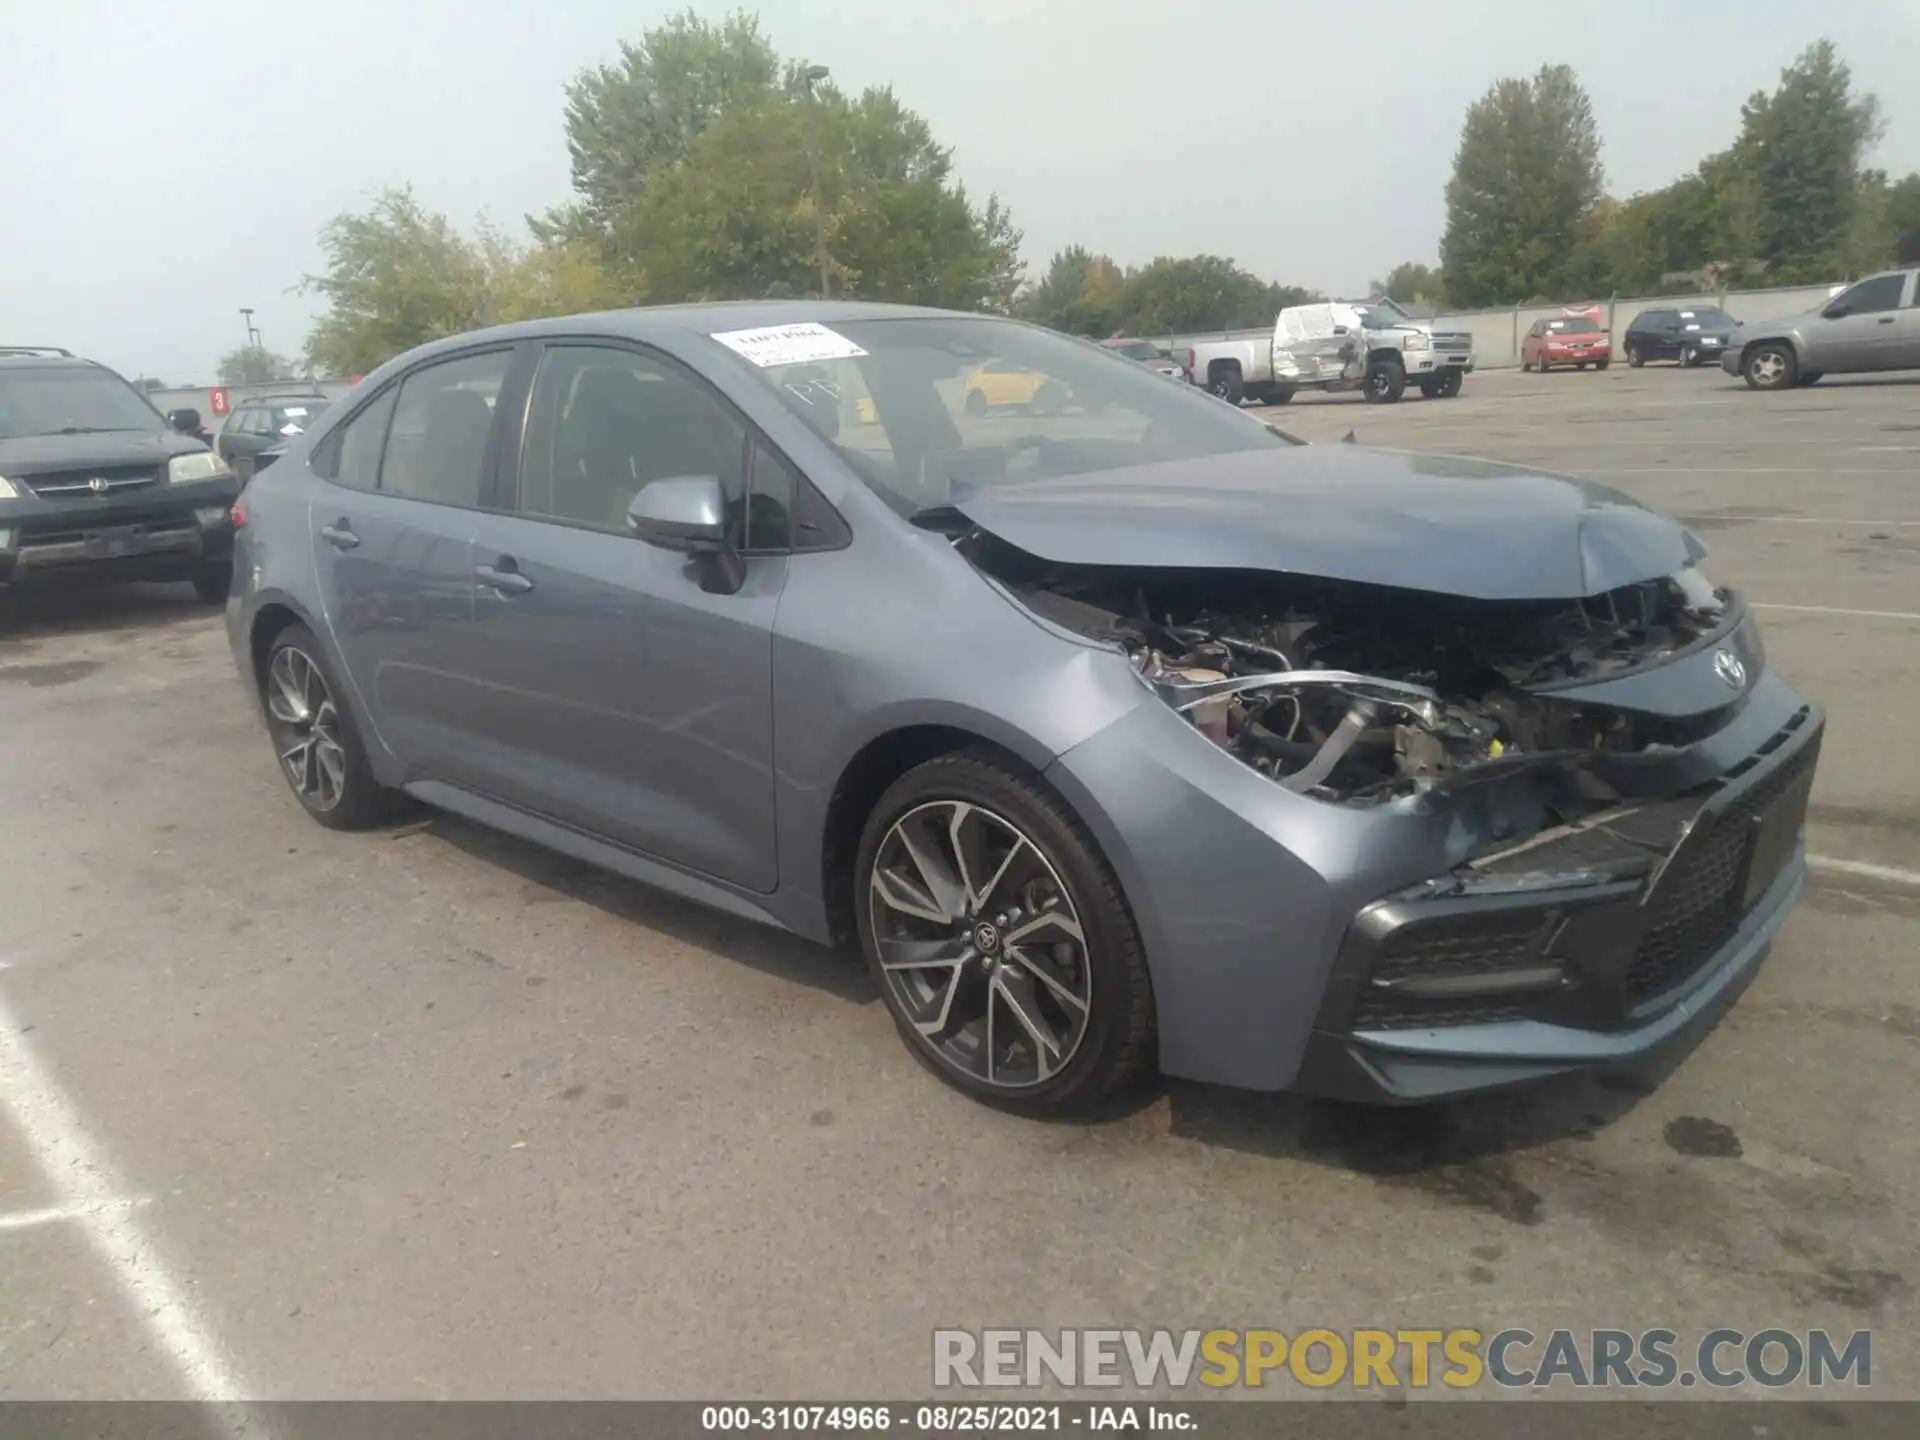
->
<box><xmin>476</xmin><ymin>562</ymin><xmax>533</xmax><ymax>595</ymax></box>
<box><xmin>1876</xmin><ymin>316</ymin><xmax>1894</xmax><ymax>324</ymax></box>
<box><xmin>319</xmin><ymin>521</ymin><xmax>359</xmax><ymax>550</ymax></box>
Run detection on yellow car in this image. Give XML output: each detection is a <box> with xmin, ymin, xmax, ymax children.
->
<box><xmin>961</xmin><ymin>360</ymin><xmax>1067</xmax><ymax>416</ymax></box>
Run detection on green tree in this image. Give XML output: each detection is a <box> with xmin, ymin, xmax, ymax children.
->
<box><xmin>1368</xmin><ymin>262</ymin><xmax>1444</xmax><ymax>306</ymax></box>
<box><xmin>217</xmin><ymin>345</ymin><xmax>294</xmax><ymax>385</ymax></box>
<box><xmin>1114</xmin><ymin>256</ymin><xmax>1310</xmax><ymax>335</ymax></box>
<box><xmin>1441</xmin><ymin>65</ymin><xmax>1606</xmax><ymax>306</ymax></box>
<box><xmin>1730</xmin><ymin>40</ymin><xmax>1883</xmax><ymax>281</ymax></box>
<box><xmin>555</xmin><ymin>9</ymin><xmax>783</xmax><ymax>232</ymax></box>
<box><xmin>1887</xmin><ymin>172</ymin><xmax>1920</xmax><ymax>266</ymax></box>
<box><xmin>1019</xmin><ymin>246</ymin><xmax>1130</xmax><ymax>335</ymax></box>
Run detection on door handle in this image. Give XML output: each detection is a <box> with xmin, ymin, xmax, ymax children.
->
<box><xmin>476</xmin><ymin>562</ymin><xmax>534</xmax><ymax>595</ymax></box>
<box><xmin>319</xmin><ymin>521</ymin><xmax>359</xmax><ymax>550</ymax></box>
<box><xmin>1876</xmin><ymin>317</ymin><xmax>1894</xmax><ymax>324</ymax></box>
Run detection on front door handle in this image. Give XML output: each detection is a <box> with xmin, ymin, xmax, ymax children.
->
<box><xmin>1877</xmin><ymin>316</ymin><xmax>1894</xmax><ymax>324</ymax></box>
<box><xmin>319</xmin><ymin>521</ymin><xmax>359</xmax><ymax>550</ymax></box>
<box><xmin>476</xmin><ymin>562</ymin><xmax>534</xmax><ymax>595</ymax></box>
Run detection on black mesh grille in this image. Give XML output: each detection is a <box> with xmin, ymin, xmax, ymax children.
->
<box><xmin>1354</xmin><ymin>910</ymin><xmax>1553</xmax><ymax>1030</ymax></box>
<box><xmin>1626</xmin><ymin>738</ymin><xmax>1817</xmax><ymax>1004</ymax></box>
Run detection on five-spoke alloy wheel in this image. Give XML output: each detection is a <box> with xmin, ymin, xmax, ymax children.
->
<box><xmin>856</xmin><ymin>753</ymin><xmax>1153</xmax><ymax>1114</ymax></box>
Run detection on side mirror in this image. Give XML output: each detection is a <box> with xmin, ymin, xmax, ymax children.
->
<box><xmin>167</xmin><ymin>408</ymin><xmax>202</xmax><ymax>434</ymax></box>
<box><xmin>1822</xmin><ymin>302</ymin><xmax>1849</xmax><ymax>319</ymax></box>
<box><xmin>627</xmin><ymin>474</ymin><xmax>744</xmax><ymax>593</ymax></box>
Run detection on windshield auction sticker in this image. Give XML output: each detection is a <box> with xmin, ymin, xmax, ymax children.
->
<box><xmin>711</xmin><ymin>322</ymin><xmax>869</xmax><ymax>368</ymax></box>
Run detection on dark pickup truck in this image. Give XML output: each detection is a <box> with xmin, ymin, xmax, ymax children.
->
<box><xmin>0</xmin><ymin>347</ymin><xmax>241</xmax><ymax>602</ymax></box>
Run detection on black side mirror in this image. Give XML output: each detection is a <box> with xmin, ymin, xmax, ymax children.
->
<box><xmin>167</xmin><ymin>408</ymin><xmax>202</xmax><ymax>434</ymax></box>
<box><xmin>1822</xmin><ymin>303</ymin><xmax>1849</xmax><ymax>319</ymax></box>
<box><xmin>627</xmin><ymin>474</ymin><xmax>744</xmax><ymax>594</ymax></box>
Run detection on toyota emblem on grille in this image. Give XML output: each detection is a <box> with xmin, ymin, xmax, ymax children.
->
<box><xmin>88</xmin><ymin>476</ymin><xmax>110</xmax><ymax>493</ymax></box>
<box><xmin>1713</xmin><ymin>648</ymin><xmax>1747</xmax><ymax>689</ymax></box>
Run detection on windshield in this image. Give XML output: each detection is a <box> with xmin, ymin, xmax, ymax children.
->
<box><xmin>1106</xmin><ymin>341</ymin><xmax>1163</xmax><ymax>361</ymax></box>
<box><xmin>1354</xmin><ymin>307</ymin><xmax>1410</xmax><ymax>330</ymax></box>
<box><xmin>718</xmin><ymin>316</ymin><xmax>1297</xmax><ymax>514</ymax></box>
<box><xmin>1676</xmin><ymin>309</ymin><xmax>1732</xmax><ymax>328</ymax></box>
<box><xmin>272</xmin><ymin>401</ymin><xmax>329</xmax><ymax>432</ymax></box>
<box><xmin>1548</xmin><ymin>317</ymin><xmax>1601</xmax><ymax>334</ymax></box>
<box><xmin>0</xmin><ymin>367</ymin><xmax>162</xmax><ymax>440</ymax></box>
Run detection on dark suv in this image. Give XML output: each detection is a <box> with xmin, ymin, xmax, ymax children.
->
<box><xmin>1622</xmin><ymin>307</ymin><xmax>1739</xmax><ymax>368</ymax></box>
<box><xmin>0</xmin><ymin>347</ymin><xmax>241</xmax><ymax>602</ymax></box>
<box><xmin>215</xmin><ymin>393</ymin><xmax>332</xmax><ymax>480</ymax></box>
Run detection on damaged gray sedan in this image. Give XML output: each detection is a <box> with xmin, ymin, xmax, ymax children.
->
<box><xmin>227</xmin><ymin>302</ymin><xmax>1821</xmax><ymax>1116</ymax></box>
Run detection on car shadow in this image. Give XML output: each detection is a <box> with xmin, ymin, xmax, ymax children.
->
<box><xmin>0</xmin><ymin>580</ymin><xmax>214</xmax><ymax>644</ymax></box>
<box><xmin>419</xmin><ymin>811</ymin><xmax>880</xmax><ymax>1006</ymax></box>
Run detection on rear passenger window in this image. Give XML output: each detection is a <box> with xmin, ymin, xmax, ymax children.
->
<box><xmin>313</xmin><ymin>388</ymin><xmax>397</xmax><ymax>492</ymax></box>
<box><xmin>379</xmin><ymin>351</ymin><xmax>510</xmax><ymax>508</ymax></box>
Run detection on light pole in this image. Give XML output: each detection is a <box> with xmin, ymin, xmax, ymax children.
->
<box><xmin>239</xmin><ymin>307</ymin><xmax>261</xmax><ymax>351</ymax></box>
<box><xmin>800</xmin><ymin>64</ymin><xmax>832</xmax><ymax>299</ymax></box>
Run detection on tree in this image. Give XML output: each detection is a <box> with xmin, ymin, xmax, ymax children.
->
<box><xmin>1111</xmin><ymin>255</ymin><xmax>1311</xmax><ymax>335</ymax></box>
<box><xmin>1019</xmin><ymin>246</ymin><xmax>1130</xmax><ymax>335</ymax></box>
<box><xmin>303</xmin><ymin>188</ymin><xmax>632</xmax><ymax>375</ymax></box>
<box><xmin>555</xmin><ymin>9</ymin><xmax>783</xmax><ymax>232</ymax></box>
<box><xmin>1369</xmin><ymin>262</ymin><xmax>1444</xmax><ymax>306</ymax></box>
<box><xmin>1888</xmin><ymin>172</ymin><xmax>1920</xmax><ymax>266</ymax></box>
<box><xmin>1441</xmin><ymin>65</ymin><xmax>1606</xmax><ymax>306</ymax></box>
<box><xmin>217</xmin><ymin>345</ymin><xmax>294</xmax><ymax>385</ymax></box>
<box><xmin>1729</xmin><ymin>40</ymin><xmax>1883</xmax><ymax>281</ymax></box>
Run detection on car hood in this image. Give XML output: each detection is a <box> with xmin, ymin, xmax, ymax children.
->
<box><xmin>952</xmin><ymin>446</ymin><xmax>1706</xmax><ymax>601</ymax></box>
<box><xmin>0</xmin><ymin>429</ymin><xmax>208</xmax><ymax>477</ymax></box>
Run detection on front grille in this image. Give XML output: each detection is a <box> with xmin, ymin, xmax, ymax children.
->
<box><xmin>1625</xmin><ymin>738</ymin><xmax>1818</xmax><ymax>1004</ymax></box>
<box><xmin>1433</xmin><ymin>332</ymin><xmax>1473</xmax><ymax>353</ymax></box>
<box><xmin>22</xmin><ymin>465</ymin><xmax>158</xmax><ymax>497</ymax></box>
<box><xmin>17</xmin><ymin>500</ymin><xmax>200</xmax><ymax>542</ymax></box>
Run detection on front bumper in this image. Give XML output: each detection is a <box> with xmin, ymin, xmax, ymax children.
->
<box><xmin>1047</xmin><ymin>644</ymin><xmax>1820</xmax><ymax>1099</ymax></box>
<box><xmin>1720</xmin><ymin>348</ymin><xmax>1745</xmax><ymax>376</ymax></box>
<box><xmin>0</xmin><ymin>478</ymin><xmax>238</xmax><ymax>586</ymax></box>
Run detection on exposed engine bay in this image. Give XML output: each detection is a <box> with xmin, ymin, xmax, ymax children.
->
<box><xmin>965</xmin><ymin>533</ymin><xmax>1741</xmax><ymax>809</ymax></box>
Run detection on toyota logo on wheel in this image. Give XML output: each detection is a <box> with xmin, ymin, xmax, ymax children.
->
<box><xmin>1714</xmin><ymin>648</ymin><xmax>1747</xmax><ymax>689</ymax></box>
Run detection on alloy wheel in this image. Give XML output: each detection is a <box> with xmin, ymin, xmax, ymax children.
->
<box><xmin>1750</xmin><ymin>350</ymin><xmax>1787</xmax><ymax>386</ymax></box>
<box><xmin>867</xmin><ymin>799</ymin><xmax>1092</xmax><ymax>1090</ymax></box>
<box><xmin>265</xmin><ymin>646</ymin><xmax>348</xmax><ymax>811</ymax></box>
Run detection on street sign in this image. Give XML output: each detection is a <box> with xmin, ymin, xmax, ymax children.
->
<box><xmin>209</xmin><ymin>387</ymin><xmax>231</xmax><ymax>415</ymax></box>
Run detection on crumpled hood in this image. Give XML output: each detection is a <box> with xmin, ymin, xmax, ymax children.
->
<box><xmin>0</xmin><ymin>428</ymin><xmax>207</xmax><ymax>476</ymax></box>
<box><xmin>953</xmin><ymin>446</ymin><xmax>1706</xmax><ymax>601</ymax></box>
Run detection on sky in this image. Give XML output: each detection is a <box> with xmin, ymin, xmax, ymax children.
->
<box><xmin>3</xmin><ymin>0</ymin><xmax>1917</xmax><ymax>383</ymax></box>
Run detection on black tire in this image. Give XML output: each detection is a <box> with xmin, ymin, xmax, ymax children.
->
<box><xmin>1576</xmin><ymin>361</ymin><xmax>1589</xmax><ymax>371</ymax></box>
<box><xmin>1436</xmin><ymin>368</ymin><xmax>1464</xmax><ymax>397</ymax></box>
<box><xmin>1208</xmin><ymin>367</ymin><xmax>1244</xmax><ymax>405</ymax></box>
<box><xmin>260</xmin><ymin>624</ymin><xmax>401</xmax><ymax>831</ymax></box>
<box><xmin>1625</xmin><ymin>343</ymin><xmax>1644</xmax><ymax>368</ymax></box>
<box><xmin>191</xmin><ymin>562</ymin><xmax>231</xmax><ymax>605</ymax></box>
<box><xmin>964</xmin><ymin>389</ymin><xmax>988</xmax><ymax>417</ymax></box>
<box><xmin>1417</xmin><ymin>378</ymin><xmax>1441</xmax><ymax>399</ymax></box>
<box><xmin>1595</xmin><ymin>360</ymin><xmax>1609</xmax><ymax>372</ymax></box>
<box><xmin>1679</xmin><ymin>344</ymin><xmax>1697</xmax><ymax>369</ymax></box>
<box><xmin>1743</xmin><ymin>342</ymin><xmax>1798</xmax><ymax>391</ymax></box>
<box><xmin>855</xmin><ymin>751</ymin><xmax>1155</xmax><ymax>1116</ymax></box>
<box><xmin>1363</xmin><ymin>356</ymin><xmax>1406</xmax><ymax>404</ymax></box>
<box><xmin>1267</xmin><ymin>386</ymin><xmax>1295</xmax><ymax>405</ymax></box>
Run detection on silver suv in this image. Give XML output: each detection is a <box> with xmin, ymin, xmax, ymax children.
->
<box><xmin>1726</xmin><ymin>267</ymin><xmax>1920</xmax><ymax>389</ymax></box>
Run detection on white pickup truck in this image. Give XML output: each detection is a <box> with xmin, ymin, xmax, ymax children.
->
<box><xmin>1174</xmin><ymin>298</ymin><xmax>1475</xmax><ymax>405</ymax></box>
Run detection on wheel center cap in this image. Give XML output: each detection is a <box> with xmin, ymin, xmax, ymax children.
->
<box><xmin>971</xmin><ymin>921</ymin><xmax>1001</xmax><ymax>955</ymax></box>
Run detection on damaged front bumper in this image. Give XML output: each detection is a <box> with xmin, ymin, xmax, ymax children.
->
<box><xmin>1297</xmin><ymin>703</ymin><xmax>1820</xmax><ymax>1101</ymax></box>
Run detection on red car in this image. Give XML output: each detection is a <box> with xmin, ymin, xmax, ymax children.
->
<box><xmin>1521</xmin><ymin>314</ymin><xmax>1612</xmax><ymax>372</ymax></box>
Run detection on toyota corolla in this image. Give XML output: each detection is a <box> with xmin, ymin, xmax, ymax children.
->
<box><xmin>226</xmin><ymin>303</ymin><xmax>1820</xmax><ymax>1115</ymax></box>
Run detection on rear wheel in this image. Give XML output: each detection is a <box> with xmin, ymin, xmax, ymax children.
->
<box><xmin>1207</xmin><ymin>367</ymin><xmax>1244</xmax><ymax>405</ymax></box>
<box><xmin>1363</xmin><ymin>356</ymin><xmax>1406</xmax><ymax>404</ymax></box>
<box><xmin>1266</xmin><ymin>386</ymin><xmax>1295</xmax><ymax>405</ymax></box>
<box><xmin>1744</xmin><ymin>343</ymin><xmax>1798</xmax><ymax>391</ymax></box>
<box><xmin>1680</xmin><ymin>344</ymin><xmax>1698</xmax><ymax>368</ymax></box>
<box><xmin>856</xmin><ymin>752</ymin><xmax>1154</xmax><ymax>1116</ymax></box>
<box><xmin>261</xmin><ymin>625</ymin><xmax>399</xmax><ymax>830</ymax></box>
<box><xmin>964</xmin><ymin>389</ymin><xmax>988</xmax><ymax>417</ymax></box>
<box><xmin>1595</xmin><ymin>360</ymin><xmax>1609</xmax><ymax>372</ymax></box>
<box><xmin>1625</xmin><ymin>343</ymin><xmax>1643</xmax><ymax>368</ymax></box>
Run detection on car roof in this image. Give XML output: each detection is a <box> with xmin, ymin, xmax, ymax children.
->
<box><xmin>0</xmin><ymin>353</ymin><xmax>103</xmax><ymax>372</ymax></box>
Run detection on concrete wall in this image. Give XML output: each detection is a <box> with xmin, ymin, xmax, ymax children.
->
<box><xmin>146</xmin><ymin>379</ymin><xmax>357</xmax><ymax>425</ymax></box>
<box><xmin>1434</xmin><ymin>281</ymin><xmax>1845</xmax><ymax>370</ymax></box>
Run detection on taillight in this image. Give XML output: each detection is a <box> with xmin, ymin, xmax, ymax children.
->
<box><xmin>231</xmin><ymin>499</ymin><xmax>248</xmax><ymax>529</ymax></box>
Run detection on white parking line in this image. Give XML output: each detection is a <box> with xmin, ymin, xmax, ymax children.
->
<box><xmin>1581</xmin><ymin>467</ymin><xmax>1907</xmax><ymax>475</ymax></box>
<box><xmin>1752</xmin><ymin>603</ymin><xmax>1920</xmax><ymax>622</ymax></box>
<box><xmin>1808</xmin><ymin>855</ymin><xmax>1920</xmax><ymax>888</ymax></box>
<box><xmin>0</xmin><ymin>1198</ymin><xmax>151</xmax><ymax>1232</ymax></box>
<box><xmin>0</xmin><ymin>989</ymin><xmax>251</xmax><ymax>1404</ymax></box>
<box><xmin>1676</xmin><ymin>515</ymin><xmax>1920</xmax><ymax>527</ymax></box>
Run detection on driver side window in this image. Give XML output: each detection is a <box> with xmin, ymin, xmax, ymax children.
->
<box><xmin>1835</xmin><ymin>274</ymin><xmax>1906</xmax><ymax>315</ymax></box>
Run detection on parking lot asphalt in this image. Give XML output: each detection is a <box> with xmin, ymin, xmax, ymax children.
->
<box><xmin>1</xmin><ymin>364</ymin><xmax>1915</xmax><ymax>1401</ymax></box>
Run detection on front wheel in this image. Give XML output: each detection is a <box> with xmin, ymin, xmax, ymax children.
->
<box><xmin>1266</xmin><ymin>386</ymin><xmax>1295</xmax><ymax>405</ymax></box>
<box><xmin>260</xmin><ymin>625</ymin><xmax>401</xmax><ymax>830</ymax></box>
<box><xmin>964</xmin><ymin>389</ymin><xmax>988</xmax><ymax>417</ymax></box>
<box><xmin>1435</xmin><ymin>368</ymin><xmax>1464</xmax><ymax>397</ymax></box>
<box><xmin>1595</xmin><ymin>360</ymin><xmax>1609</xmax><ymax>372</ymax></box>
<box><xmin>856</xmin><ymin>752</ymin><xmax>1155</xmax><ymax>1116</ymax></box>
<box><xmin>1744</xmin><ymin>343</ymin><xmax>1798</xmax><ymax>391</ymax></box>
<box><xmin>1363</xmin><ymin>357</ymin><xmax>1406</xmax><ymax>404</ymax></box>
